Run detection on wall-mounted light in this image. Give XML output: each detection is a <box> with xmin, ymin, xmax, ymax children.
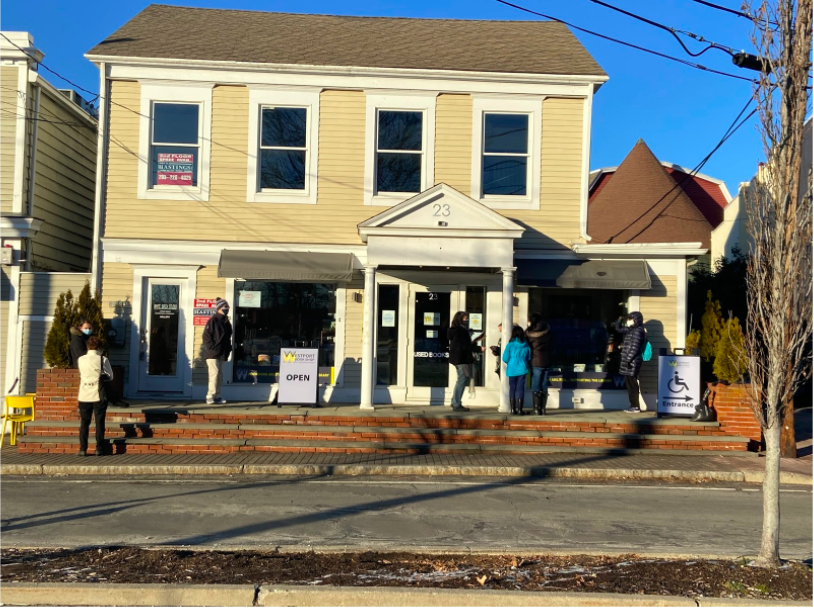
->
<box><xmin>353</xmin><ymin>292</ymin><xmax>364</xmax><ymax>304</ymax></box>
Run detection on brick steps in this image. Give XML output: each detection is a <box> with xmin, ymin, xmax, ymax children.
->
<box><xmin>14</xmin><ymin>435</ymin><xmax>753</xmax><ymax>456</ymax></box>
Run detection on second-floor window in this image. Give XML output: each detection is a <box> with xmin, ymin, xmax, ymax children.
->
<box><xmin>482</xmin><ymin>113</ymin><xmax>529</xmax><ymax>196</ymax></box>
<box><xmin>150</xmin><ymin>102</ymin><xmax>201</xmax><ymax>189</ymax></box>
<box><xmin>259</xmin><ymin>106</ymin><xmax>308</xmax><ymax>191</ymax></box>
<box><xmin>376</xmin><ymin>110</ymin><xmax>423</xmax><ymax>194</ymax></box>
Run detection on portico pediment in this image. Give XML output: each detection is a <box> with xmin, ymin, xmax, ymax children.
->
<box><xmin>358</xmin><ymin>184</ymin><xmax>524</xmax><ymax>243</ymax></box>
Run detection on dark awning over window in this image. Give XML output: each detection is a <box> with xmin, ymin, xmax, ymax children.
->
<box><xmin>218</xmin><ymin>250</ymin><xmax>356</xmax><ymax>282</ymax></box>
<box><xmin>516</xmin><ymin>259</ymin><xmax>651</xmax><ymax>290</ymax></box>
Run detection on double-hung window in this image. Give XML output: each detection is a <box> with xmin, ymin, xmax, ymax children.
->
<box><xmin>364</xmin><ymin>94</ymin><xmax>435</xmax><ymax>206</ymax></box>
<box><xmin>471</xmin><ymin>97</ymin><xmax>541</xmax><ymax>210</ymax></box>
<box><xmin>246</xmin><ymin>88</ymin><xmax>319</xmax><ymax>204</ymax></box>
<box><xmin>150</xmin><ymin>102</ymin><xmax>200</xmax><ymax>189</ymax></box>
<box><xmin>138</xmin><ymin>83</ymin><xmax>212</xmax><ymax>201</ymax></box>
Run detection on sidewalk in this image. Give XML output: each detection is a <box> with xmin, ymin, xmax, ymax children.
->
<box><xmin>2</xmin><ymin>445</ymin><xmax>810</xmax><ymax>484</ymax></box>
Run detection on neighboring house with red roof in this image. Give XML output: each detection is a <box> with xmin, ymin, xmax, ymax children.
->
<box><xmin>587</xmin><ymin>139</ymin><xmax>731</xmax><ymax>248</ymax></box>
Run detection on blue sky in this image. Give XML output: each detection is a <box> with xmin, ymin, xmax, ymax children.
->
<box><xmin>2</xmin><ymin>0</ymin><xmax>765</xmax><ymax>195</ymax></box>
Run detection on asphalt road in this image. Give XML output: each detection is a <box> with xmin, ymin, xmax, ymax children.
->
<box><xmin>1</xmin><ymin>477</ymin><xmax>811</xmax><ymax>558</ymax></box>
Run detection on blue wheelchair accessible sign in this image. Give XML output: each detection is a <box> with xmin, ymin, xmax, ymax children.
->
<box><xmin>657</xmin><ymin>354</ymin><xmax>701</xmax><ymax>416</ymax></box>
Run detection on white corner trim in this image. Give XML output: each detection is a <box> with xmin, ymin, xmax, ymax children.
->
<box><xmin>363</xmin><ymin>92</ymin><xmax>437</xmax><ymax>207</ymax></box>
<box><xmin>675</xmin><ymin>258</ymin><xmax>688</xmax><ymax>348</ymax></box>
<box><xmin>137</xmin><ymin>82</ymin><xmax>213</xmax><ymax>202</ymax></box>
<box><xmin>91</xmin><ymin>63</ymin><xmax>108</xmax><ymax>292</ymax></box>
<box><xmin>245</xmin><ymin>87</ymin><xmax>320</xmax><ymax>204</ymax></box>
<box><xmin>12</xmin><ymin>63</ymin><xmax>28</xmax><ymax>213</ymax></box>
<box><xmin>3</xmin><ymin>256</ymin><xmax>21</xmax><ymax>395</ymax></box>
<box><xmin>469</xmin><ymin>96</ymin><xmax>543</xmax><ymax>211</ymax></box>
<box><xmin>579</xmin><ymin>86</ymin><xmax>593</xmax><ymax>241</ymax></box>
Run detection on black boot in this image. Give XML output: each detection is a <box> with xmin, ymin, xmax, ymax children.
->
<box><xmin>540</xmin><ymin>391</ymin><xmax>548</xmax><ymax>416</ymax></box>
<box><xmin>533</xmin><ymin>392</ymin><xmax>543</xmax><ymax>415</ymax></box>
<box><xmin>517</xmin><ymin>398</ymin><xmax>525</xmax><ymax>415</ymax></box>
<box><xmin>510</xmin><ymin>398</ymin><xmax>517</xmax><ymax>415</ymax></box>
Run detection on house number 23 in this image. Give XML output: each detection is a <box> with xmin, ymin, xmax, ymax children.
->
<box><xmin>432</xmin><ymin>204</ymin><xmax>451</xmax><ymax>217</ymax></box>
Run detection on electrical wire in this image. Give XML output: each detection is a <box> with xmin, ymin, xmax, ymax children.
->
<box><xmin>582</xmin><ymin>0</ymin><xmax>738</xmax><ymax>58</ymax></box>
<box><xmin>606</xmin><ymin>95</ymin><xmax>757</xmax><ymax>242</ymax></box>
<box><xmin>687</xmin><ymin>0</ymin><xmax>778</xmax><ymax>26</ymax></box>
<box><xmin>495</xmin><ymin>0</ymin><xmax>758</xmax><ymax>83</ymax></box>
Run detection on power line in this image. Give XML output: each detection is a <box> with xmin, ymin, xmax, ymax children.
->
<box><xmin>687</xmin><ymin>0</ymin><xmax>777</xmax><ymax>26</ymax></box>
<box><xmin>582</xmin><ymin>0</ymin><xmax>738</xmax><ymax>58</ymax></box>
<box><xmin>495</xmin><ymin>0</ymin><xmax>758</xmax><ymax>83</ymax></box>
<box><xmin>607</xmin><ymin>95</ymin><xmax>757</xmax><ymax>242</ymax></box>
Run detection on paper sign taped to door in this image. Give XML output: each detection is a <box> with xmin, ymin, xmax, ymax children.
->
<box><xmin>423</xmin><ymin>312</ymin><xmax>440</xmax><ymax>326</ymax></box>
<box><xmin>469</xmin><ymin>313</ymin><xmax>483</xmax><ymax>331</ymax></box>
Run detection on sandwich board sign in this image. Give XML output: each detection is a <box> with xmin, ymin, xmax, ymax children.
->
<box><xmin>278</xmin><ymin>348</ymin><xmax>319</xmax><ymax>404</ymax></box>
<box><xmin>657</xmin><ymin>354</ymin><xmax>701</xmax><ymax>416</ymax></box>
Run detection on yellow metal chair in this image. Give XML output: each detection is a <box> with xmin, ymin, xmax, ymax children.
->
<box><xmin>1</xmin><ymin>395</ymin><xmax>36</xmax><ymax>447</ymax></box>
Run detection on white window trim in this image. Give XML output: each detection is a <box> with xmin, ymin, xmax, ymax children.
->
<box><xmin>246</xmin><ymin>87</ymin><xmax>320</xmax><ymax>204</ymax></box>
<box><xmin>364</xmin><ymin>93</ymin><xmax>436</xmax><ymax>207</ymax></box>
<box><xmin>470</xmin><ymin>96</ymin><xmax>542</xmax><ymax>211</ymax></box>
<box><xmin>138</xmin><ymin>82</ymin><xmax>213</xmax><ymax>202</ymax></box>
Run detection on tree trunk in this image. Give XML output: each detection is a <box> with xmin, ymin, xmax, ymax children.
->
<box><xmin>757</xmin><ymin>422</ymin><xmax>782</xmax><ymax>567</ymax></box>
<box><xmin>780</xmin><ymin>399</ymin><xmax>797</xmax><ymax>458</ymax></box>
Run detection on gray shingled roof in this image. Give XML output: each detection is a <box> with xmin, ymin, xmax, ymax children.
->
<box><xmin>86</xmin><ymin>4</ymin><xmax>607</xmax><ymax>77</ymax></box>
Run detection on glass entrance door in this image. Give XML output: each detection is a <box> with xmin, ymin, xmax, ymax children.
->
<box><xmin>138</xmin><ymin>278</ymin><xmax>186</xmax><ymax>393</ymax></box>
<box><xmin>407</xmin><ymin>285</ymin><xmax>455</xmax><ymax>400</ymax></box>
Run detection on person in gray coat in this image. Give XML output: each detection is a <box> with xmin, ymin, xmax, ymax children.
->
<box><xmin>613</xmin><ymin>311</ymin><xmax>646</xmax><ymax>413</ymax></box>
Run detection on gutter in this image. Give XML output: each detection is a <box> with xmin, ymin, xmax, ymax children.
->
<box><xmin>572</xmin><ymin>243</ymin><xmax>708</xmax><ymax>257</ymax></box>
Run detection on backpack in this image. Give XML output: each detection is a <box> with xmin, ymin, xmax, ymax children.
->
<box><xmin>640</xmin><ymin>336</ymin><xmax>652</xmax><ymax>362</ymax></box>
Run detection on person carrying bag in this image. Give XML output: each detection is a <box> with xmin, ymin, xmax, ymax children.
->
<box><xmin>77</xmin><ymin>336</ymin><xmax>113</xmax><ymax>457</ymax></box>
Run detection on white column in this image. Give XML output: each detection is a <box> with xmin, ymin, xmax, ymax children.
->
<box><xmin>499</xmin><ymin>267</ymin><xmax>515</xmax><ymax>414</ymax></box>
<box><xmin>360</xmin><ymin>265</ymin><xmax>377</xmax><ymax>410</ymax></box>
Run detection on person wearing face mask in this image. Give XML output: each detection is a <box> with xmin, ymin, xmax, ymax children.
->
<box><xmin>614</xmin><ymin>311</ymin><xmax>647</xmax><ymax>413</ymax></box>
<box><xmin>69</xmin><ymin>319</ymin><xmax>94</xmax><ymax>368</ymax></box>
<box><xmin>202</xmin><ymin>297</ymin><xmax>233</xmax><ymax>405</ymax></box>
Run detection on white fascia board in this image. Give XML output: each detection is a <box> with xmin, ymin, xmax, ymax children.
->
<box><xmin>572</xmin><ymin>243</ymin><xmax>708</xmax><ymax>256</ymax></box>
<box><xmin>29</xmin><ymin>72</ymin><xmax>97</xmax><ymax>127</ymax></box>
<box><xmin>100</xmin><ymin>63</ymin><xmax>602</xmax><ymax>97</ymax></box>
<box><xmin>659</xmin><ymin>162</ymin><xmax>732</xmax><ymax>202</ymax></box>
<box><xmin>0</xmin><ymin>216</ymin><xmax>43</xmax><ymax>238</ymax></box>
<box><xmin>358</xmin><ymin>227</ymin><xmax>524</xmax><ymax>241</ymax></box>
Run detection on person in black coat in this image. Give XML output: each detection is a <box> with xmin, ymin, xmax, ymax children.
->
<box><xmin>614</xmin><ymin>311</ymin><xmax>646</xmax><ymax>413</ymax></box>
<box><xmin>202</xmin><ymin>298</ymin><xmax>233</xmax><ymax>405</ymax></box>
<box><xmin>447</xmin><ymin>311</ymin><xmax>482</xmax><ymax>412</ymax></box>
<box><xmin>69</xmin><ymin>320</ymin><xmax>93</xmax><ymax>368</ymax></box>
<box><xmin>525</xmin><ymin>313</ymin><xmax>552</xmax><ymax>415</ymax></box>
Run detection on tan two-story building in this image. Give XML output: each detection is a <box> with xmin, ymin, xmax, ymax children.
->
<box><xmin>86</xmin><ymin>5</ymin><xmax>704</xmax><ymax>411</ymax></box>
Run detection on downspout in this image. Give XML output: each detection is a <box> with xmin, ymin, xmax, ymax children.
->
<box><xmin>24</xmin><ymin>81</ymin><xmax>41</xmax><ymax>271</ymax></box>
<box><xmin>90</xmin><ymin>62</ymin><xmax>107</xmax><ymax>290</ymax></box>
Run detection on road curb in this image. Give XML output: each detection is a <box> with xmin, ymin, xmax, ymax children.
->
<box><xmin>1</xmin><ymin>462</ymin><xmax>811</xmax><ymax>485</ymax></box>
<box><xmin>1</xmin><ymin>583</ymin><xmax>809</xmax><ymax>607</ymax></box>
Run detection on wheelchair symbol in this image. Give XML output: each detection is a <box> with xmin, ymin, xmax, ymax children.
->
<box><xmin>667</xmin><ymin>371</ymin><xmax>690</xmax><ymax>394</ymax></box>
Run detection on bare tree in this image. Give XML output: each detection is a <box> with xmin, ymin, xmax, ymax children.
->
<box><xmin>742</xmin><ymin>0</ymin><xmax>812</xmax><ymax>568</ymax></box>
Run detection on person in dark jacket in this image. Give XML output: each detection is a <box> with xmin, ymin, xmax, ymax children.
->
<box><xmin>202</xmin><ymin>298</ymin><xmax>233</xmax><ymax>405</ymax></box>
<box><xmin>447</xmin><ymin>311</ymin><xmax>481</xmax><ymax>412</ymax></box>
<box><xmin>69</xmin><ymin>319</ymin><xmax>93</xmax><ymax>368</ymax></box>
<box><xmin>489</xmin><ymin>323</ymin><xmax>502</xmax><ymax>377</ymax></box>
<box><xmin>614</xmin><ymin>311</ymin><xmax>646</xmax><ymax>413</ymax></box>
<box><xmin>525</xmin><ymin>313</ymin><xmax>552</xmax><ymax>415</ymax></box>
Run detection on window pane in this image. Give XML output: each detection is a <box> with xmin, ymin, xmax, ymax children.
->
<box><xmin>484</xmin><ymin>114</ymin><xmax>528</xmax><ymax>154</ymax></box>
<box><xmin>377</xmin><ymin>285</ymin><xmax>400</xmax><ymax>386</ymax></box>
<box><xmin>153</xmin><ymin>103</ymin><xmax>199</xmax><ymax>145</ymax></box>
<box><xmin>261</xmin><ymin>107</ymin><xmax>307</xmax><ymax>148</ymax></box>
<box><xmin>260</xmin><ymin>149</ymin><xmax>306</xmax><ymax>190</ymax></box>
<box><xmin>151</xmin><ymin>145</ymin><xmax>198</xmax><ymax>187</ymax></box>
<box><xmin>482</xmin><ymin>155</ymin><xmax>527</xmax><ymax>196</ymax></box>
<box><xmin>148</xmin><ymin>284</ymin><xmax>180</xmax><ymax>377</ymax></box>
<box><xmin>378</xmin><ymin>110</ymin><xmax>422</xmax><ymax>151</ymax></box>
<box><xmin>377</xmin><ymin>152</ymin><xmax>421</xmax><ymax>193</ymax></box>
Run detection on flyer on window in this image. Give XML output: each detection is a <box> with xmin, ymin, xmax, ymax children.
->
<box><xmin>156</xmin><ymin>153</ymin><xmax>194</xmax><ymax>185</ymax></box>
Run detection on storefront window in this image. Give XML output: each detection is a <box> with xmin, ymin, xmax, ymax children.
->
<box><xmin>376</xmin><ymin>285</ymin><xmax>400</xmax><ymax>385</ymax></box>
<box><xmin>528</xmin><ymin>288</ymin><xmax>628</xmax><ymax>371</ymax></box>
<box><xmin>232</xmin><ymin>282</ymin><xmax>336</xmax><ymax>383</ymax></box>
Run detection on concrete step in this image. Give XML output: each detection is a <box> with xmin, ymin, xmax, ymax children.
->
<box><xmin>16</xmin><ymin>433</ymin><xmax>753</xmax><ymax>456</ymax></box>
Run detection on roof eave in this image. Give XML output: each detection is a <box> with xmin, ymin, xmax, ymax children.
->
<box><xmin>84</xmin><ymin>53</ymin><xmax>609</xmax><ymax>85</ymax></box>
<box><xmin>572</xmin><ymin>242</ymin><xmax>708</xmax><ymax>256</ymax></box>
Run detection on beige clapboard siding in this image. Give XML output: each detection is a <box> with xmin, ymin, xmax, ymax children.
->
<box><xmin>30</xmin><ymin>92</ymin><xmax>96</xmax><ymax>271</ymax></box>
<box><xmin>435</xmin><ymin>94</ymin><xmax>472</xmax><ymax>194</ymax></box>
<box><xmin>192</xmin><ymin>266</ymin><xmax>226</xmax><ymax>386</ymax></box>
<box><xmin>1</xmin><ymin>267</ymin><xmax>11</xmax><ymax>395</ymax></box>
<box><xmin>105</xmin><ymin>86</ymin><xmax>370</xmax><ymax>244</ymax></box>
<box><xmin>18</xmin><ymin>272</ymin><xmax>91</xmax><ymax>317</ymax></box>
<box><xmin>1</xmin><ymin>66</ymin><xmax>20</xmax><ymax>214</ymax></box>
<box><xmin>20</xmin><ymin>320</ymin><xmax>50</xmax><ymax>394</ymax></box>
<box><xmin>509</xmin><ymin>97</ymin><xmax>584</xmax><ymax>250</ymax></box>
<box><xmin>342</xmin><ymin>277</ymin><xmax>364</xmax><ymax>387</ymax></box>
<box><xmin>101</xmin><ymin>263</ymin><xmax>134</xmax><ymax>375</ymax></box>
<box><xmin>639</xmin><ymin>274</ymin><xmax>678</xmax><ymax>397</ymax></box>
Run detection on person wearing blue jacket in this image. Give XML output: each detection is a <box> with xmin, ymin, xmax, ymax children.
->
<box><xmin>502</xmin><ymin>325</ymin><xmax>532</xmax><ymax>416</ymax></box>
